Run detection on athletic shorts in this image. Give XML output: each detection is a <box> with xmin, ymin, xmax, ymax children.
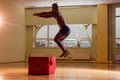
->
<box><xmin>59</xmin><ymin>25</ymin><xmax>70</xmax><ymax>36</ymax></box>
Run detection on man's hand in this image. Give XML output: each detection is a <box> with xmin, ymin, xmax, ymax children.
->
<box><xmin>33</xmin><ymin>13</ymin><xmax>38</xmax><ymax>16</ymax></box>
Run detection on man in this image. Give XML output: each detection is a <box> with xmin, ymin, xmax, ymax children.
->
<box><xmin>33</xmin><ymin>3</ymin><xmax>71</xmax><ymax>57</ymax></box>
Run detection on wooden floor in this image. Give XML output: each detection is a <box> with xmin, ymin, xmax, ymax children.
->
<box><xmin>0</xmin><ymin>62</ymin><xmax>120</xmax><ymax>80</ymax></box>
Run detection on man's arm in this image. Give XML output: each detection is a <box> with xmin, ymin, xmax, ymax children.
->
<box><xmin>33</xmin><ymin>11</ymin><xmax>54</xmax><ymax>18</ymax></box>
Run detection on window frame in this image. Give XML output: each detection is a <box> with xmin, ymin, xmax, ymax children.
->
<box><xmin>33</xmin><ymin>24</ymin><xmax>92</xmax><ymax>48</ymax></box>
<box><xmin>115</xmin><ymin>7</ymin><xmax>120</xmax><ymax>48</ymax></box>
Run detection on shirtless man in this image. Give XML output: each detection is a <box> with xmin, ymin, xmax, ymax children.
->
<box><xmin>33</xmin><ymin>3</ymin><xmax>71</xmax><ymax>57</ymax></box>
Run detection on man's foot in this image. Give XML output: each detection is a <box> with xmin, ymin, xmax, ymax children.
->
<box><xmin>64</xmin><ymin>51</ymin><xmax>70</xmax><ymax>57</ymax></box>
<box><xmin>59</xmin><ymin>51</ymin><xmax>70</xmax><ymax>57</ymax></box>
<box><xmin>59</xmin><ymin>52</ymin><xmax>66</xmax><ymax>57</ymax></box>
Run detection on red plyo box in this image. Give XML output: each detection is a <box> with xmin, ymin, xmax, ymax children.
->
<box><xmin>28</xmin><ymin>57</ymin><xmax>56</xmax><ymax>75</ymax></box>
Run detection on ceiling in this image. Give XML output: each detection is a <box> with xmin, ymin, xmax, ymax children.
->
<box><xmin>24</xmin><ymin>0</ymin><xmax>120</xmax><ymax>8</ymax></box>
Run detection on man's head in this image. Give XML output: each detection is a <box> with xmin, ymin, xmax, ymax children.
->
<box><xmin>52</xmin><ymin>3</ymin><xmax>58</xmax><ymax>11</ymax></box>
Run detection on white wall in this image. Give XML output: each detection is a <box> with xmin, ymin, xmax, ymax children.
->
<box><xmin>25</xmin><ymin>6</ymin><xmax>97</xmax><ymax>25</ymax></box>
<box><xmin>0</xmin><ymin>0</ymin><xmax>25</xmax><ymax>63</ymax></box>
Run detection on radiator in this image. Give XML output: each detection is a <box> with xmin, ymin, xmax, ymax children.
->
<box><xmin>72</xmin><ymin>53</ymin><xmax>90</xmax><ymax>60</ymax></box>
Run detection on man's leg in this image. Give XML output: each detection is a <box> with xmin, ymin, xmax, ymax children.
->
<box><xmin>54</xmin><ymin>33</ymin><xmax>67</xmax><ymax>53</ymax></box>
<box><xmin>54</xmin><ymin>32</ymin><xmax>70</xmax><ymax>57</ymax></box>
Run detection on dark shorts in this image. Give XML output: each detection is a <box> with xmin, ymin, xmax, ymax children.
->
<box><xmin>59</xmin><ymin>25</ymin><xmax>70</xmax><ymax>36</ymax></box>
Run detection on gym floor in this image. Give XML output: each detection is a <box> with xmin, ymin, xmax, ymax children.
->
<box><xmin>0</xmin><ymin>62</ymin><xmax>120</xmax><ymax>80</ymax></box>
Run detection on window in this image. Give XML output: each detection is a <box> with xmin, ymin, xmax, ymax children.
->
<box><xmin>33</xmin><ymin>24</ymin><xmax>92</xmax><ymax>48</ymax></box>
<box><xmin>115</xmin><ymin>8</ymin><xmax>120</xmax><ymax>48</ymax></box>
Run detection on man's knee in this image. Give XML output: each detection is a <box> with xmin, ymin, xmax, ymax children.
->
<box><xmin>54</xmin><ymin>38</ymin><xmax>57</xmax><ymax>42</ymax></box>
<box><xmin>54</xmin><ymin>38</ymin><xmax>60</xmax><ymax>42</ymax></box>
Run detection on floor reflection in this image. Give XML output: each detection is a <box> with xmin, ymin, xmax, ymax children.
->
<box><xmin>0</xmin><ymin>62</ymin><xmax>120</xmax><ymax>80</ymax></box>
